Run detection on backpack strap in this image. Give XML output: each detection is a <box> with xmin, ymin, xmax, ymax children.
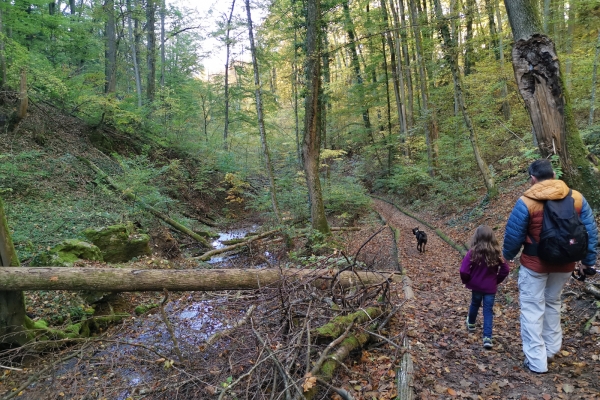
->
<box><xmin>521</xmin><ymin>190</ymin><xmax>573</xmax><ymax>258</ymax></box>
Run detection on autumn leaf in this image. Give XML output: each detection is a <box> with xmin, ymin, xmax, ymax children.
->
<box><xmin>447</xmin><ymin>388</ymin><xmax>457</xmax><ymax>396</ymax></box>
<box><xmin>542</xmin><ymin>394</ymin><xmax>551</xmax><ymax>400</ymax></box>
<box><xmin>563</xmin><ymin>383</ymin><xmax>575</xmax><ymax>393</ymax></box>
<box><xmin>302</xmin><ymin>373</ymin><xmax>317</xmax><ymax>392</ymax></box>
<box><xmin>50</xmin><ymin>276</ymin><xmax>58</xmax><ymax>281</ymax></box>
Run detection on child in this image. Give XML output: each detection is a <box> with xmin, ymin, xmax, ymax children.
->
<box><xmin>460</xmin><ymin>225</ymin><xmax>510</xmax><ymax>349</ymax></box>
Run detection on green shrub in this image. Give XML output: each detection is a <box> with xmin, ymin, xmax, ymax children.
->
<box><xmin>323</xmin><ymin>176</ymin><xmax>371</xmax><ymax>218</ymax></box>
<box><xmin>376</xmin><ymin>165</ymin><xmax>435</xmax><ymax>203</ymax></box>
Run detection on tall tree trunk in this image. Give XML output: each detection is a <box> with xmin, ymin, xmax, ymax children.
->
<box><xmin>484</xmin><ymin>0</ymin><xmax>500</xmax><ymax>59</ymax></box>
<box><xmin>245</xmin><ymin>0</ymin><xmax>282</xmax><ymax>223</ymax></box>
<box><xmin>0</xmin><ymin>196</ymin><xmax>28</xmax><ymax>348</ymax></box>
<box><xmin>342</xmin><ymin>1</ymin><xmax>375</xmax><ymax>150</ymax></box>
<box><xmin>223</xmin><ymin>0</ymin><xmax>236</xmax><ymax>151</ymax></box>
<box><xmin>495</xmin><ymin>0</ymin><xmax>511</xmax><ymax>120</ymax></box>
<box><xmin>433</xmin><ymin>0</ymin><xmax>497</xmax><ymax>197</ymax></box>
<box><xmin>104</xmin><ymin>0</ymin><xmax>117</xmax><ymax>94</ymax></box>
<box><xmin>69</xmin><ymin>0</ymin><xmax>76</xmax><ymax>14</ymax></box>
<box><xmin>396</xmin><ymin>0</ymin><xmax>414</xmax><ymax>128</ymax></box>
<box><xmin>127</xmin><ymin>0</ymin><xmax>142</xmax><ymax>107</ymax></box>
<box><xmin>293</xmin><ymin>27</ymin><xmax>301</xmax><ymax>166</ymax></box>
<box><xmin>321</xmin><ymin>27</ymin><xmax>330</xmax><ymax>150</ymax></box>
<box><xmin>146</xmin><ymin>0</ymin><xmax>156</xmax><ymax>102</ymax></box>
<box><xmin>382</xmin><ymin>0</ymin><xmax>407</xmax><ymax>150</ymax></box>
<box><xmin>464</xmin><ymin>0</ymin><xmax>475</xmax><ymax>75</ymax></box>
<box><xmin>504</xmin><ymin>0</ymin><xmax>600</xmax><ymax>206</ymax></box>
<box><xmin>0</xmin><ymin>9</ymin><xmax>5</xmax><ymax>88</ymax></box>
<box><xmin>408</xmin><ymin>0</ymin><xmax>435</xmax><ymax>175</ymax></box>
<box><xmin>303</xmin><ymin>0</ymin><xmax>330</xmax><ymax>234</ymax></box>
<box><xmin>17</xmin><ymin>69</ymin><xmax>27</xmax><ymax>120</ymax></box>
<box><xmin>589</xmin><ymin>29</ymin><xmax>600</xmax><ymax>126</ymax></box>
<box><xmin>159</xmin><ymin>0</ymin><xmax>165</xmax><ymax>88</ymax></box>
<box><xmin>564</xmin><ymin>1</ymin><xmax>574</xmax><ymax>91</ymax></box>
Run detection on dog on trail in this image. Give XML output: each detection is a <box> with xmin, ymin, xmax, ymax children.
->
<box><xmin>412</xmin><ymin>227</ymin><xmax>427</xmax><ymax>253</ymax></box>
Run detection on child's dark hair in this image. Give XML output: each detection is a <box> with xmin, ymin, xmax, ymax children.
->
<box><xmin>470</xmin><ymin>225</ymin><xmax>503</xmax><ymax>267</ymax></box>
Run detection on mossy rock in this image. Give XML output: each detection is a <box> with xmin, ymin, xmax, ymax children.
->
<box><xmin>82</xmin><ymin>222</ymin><xmax>151</xmax><ymax>263</ymax></box>
<box><xmin>31</xmin><ymin>239</ymin><xmax>103</xmax><ymax>267</ymax></box>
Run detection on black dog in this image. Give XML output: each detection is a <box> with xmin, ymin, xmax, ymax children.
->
<box><xmin>412</xmin><ymin>227</ymin><xmax>427</xmax><ymax>253</ymax></box>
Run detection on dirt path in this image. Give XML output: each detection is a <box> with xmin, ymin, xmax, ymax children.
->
<box><xmin>372</xmin><ymin>199</ymin><xmax>600</xmax><ymax>400</ymax></box>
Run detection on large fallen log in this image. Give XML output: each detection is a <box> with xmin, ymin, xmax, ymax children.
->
<box><xmin>0</xmin><ymin>267</ymin><xmax>400</xmax><ymax>292</ymax></box>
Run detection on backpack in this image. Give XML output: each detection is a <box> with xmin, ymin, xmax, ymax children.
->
<box><xmin>523</xmin><ymin>190</ymin><xmax>589</xmax><ymax>264</ymax></box>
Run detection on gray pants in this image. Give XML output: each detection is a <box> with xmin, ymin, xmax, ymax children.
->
<box><xmin>518</xmin><ymin>266</ymin><xmax>571</xmax><ymax>373</ymax></box>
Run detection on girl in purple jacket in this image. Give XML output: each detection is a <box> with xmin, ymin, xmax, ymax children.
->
<box><xmin>460</xmin><ymin>225</ymin><xmax>510</xmax><ymax>349</ymax></box>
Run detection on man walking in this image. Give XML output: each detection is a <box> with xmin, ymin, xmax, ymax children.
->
<box><xmin>503</xmin><ymin>159</ymin><xmax>598</xmax><ymax>374</ymax></box>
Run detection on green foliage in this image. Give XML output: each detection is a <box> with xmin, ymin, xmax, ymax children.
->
<box><xmin>376</xmin><ymin>165</ymin><xmax>436</xmax><ymax>203</ymax></box>
<box><xmin>323</xmin><ymin>175</ymin><xmax>371</xmax><ymax>219</ymax></box>
<box><xmin>581</xmin><ymin>125</ymin><xmax>600</xmax><ymax>156</ymax></box>
<box><xmin>112</xmin><ymin>154</ymin><xmax>173</xmax><ymax>208</ymax></box>
<box><xmin>0</xmin><ymin>151</ymin><xmax>49</xmax><ymax>194</ymax></box>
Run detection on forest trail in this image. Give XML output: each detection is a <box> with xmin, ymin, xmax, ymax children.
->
<box><xmin>371</xmin><ymin>198</ymin><xmax>600</xmax><ymax>399</ymax></box>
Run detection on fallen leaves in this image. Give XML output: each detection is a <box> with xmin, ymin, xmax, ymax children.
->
<box><xmin>302</xmin><ymin>373</ymin><xmax>316</xmax><ymax>392</ymax></box>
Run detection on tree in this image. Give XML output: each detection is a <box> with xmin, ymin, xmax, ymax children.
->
<box><xmin>0</xmin><ymin>196</ymin><xmax>28</xmax><ymax>348</ymax></box>
<box><xmin>222</xmin><ymin>0</ymin><xmax>236</xmax><ymax>151</ymax></box>
<box><xmin>303</xmin><ymin>0</ymin><xmax>329</xmax><ymax>234</ymax></box>
<box><xmin>433</xmin><ymin>0</ymin><xmax>497</xmax><ymax>197</ymax></box>
<box><xmin>245</xmin><ymin>0</ymin><xmax>282</xmax><ymax>223</ymax></box>
<box><xmin>146</xmin><ymin>0</ymin><xmax>157</xmax><ymax>102</ymax></box>
<box><xmin>504</xmin><ymin>0</ymin><xmax>600</xmax><ymax>205</ymax></box>
<box><xmin>104</xmin><ymin>0</ymin><xmax>117</xmax><ymax>94</ymax></box>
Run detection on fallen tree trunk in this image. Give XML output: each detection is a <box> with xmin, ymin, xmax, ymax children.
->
<box><xmin>314</xmin><ymin>307</ymin><xmax>383</xmax><ymax>341</ymax></box>
<box><xmin>0</xmin><ymin>267</ymin><xmax>399</xmax><ymax>292</ymax></box>
<box><xmin>196</xmin><ymin>229</ymin><xmax>281</xmax><ymax>261</ymax></box>
<box><xmin>78</xmin><ymin>157</ymin><xmax>211</xmax><ymax>248</ymax></box>
<box><xmin>584</xmin><ymin>283</ymin><xmax>600</xmax><ymax>299</ymax></box>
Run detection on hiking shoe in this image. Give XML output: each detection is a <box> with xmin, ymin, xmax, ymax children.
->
<box><xmin>483</xmin><ymin>337</ymin><xmax>493</xmax><ymax>349</ymax></box>
<box><xmin>465</xmin><ymin>317</ymin><xmax>476</xmax><ymax>333</ymax></box>
<box><xmin>523</xmin><ymin>359</ymin><xmax>547</xmax><ymax>374</ymax></box>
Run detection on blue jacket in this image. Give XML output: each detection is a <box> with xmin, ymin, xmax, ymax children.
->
<box><xmin>503</xmin><ymin>179</ymin><xmax>598</xmax><ymax>272</ymax></box>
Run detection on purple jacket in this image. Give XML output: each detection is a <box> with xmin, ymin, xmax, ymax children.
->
<box><xmin>460</xmin><ymin>250</ymin><xmax>510</xmax><ymax>294</ymax></box>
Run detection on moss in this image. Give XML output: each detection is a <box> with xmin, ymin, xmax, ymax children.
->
<box><xmin>83</xmin><ymin>222</ymin><xmax>151</xmax><ymax>262</ymax></box>
<box><xmin>135</xmin><ymin>303</ymin><xmax>158</xmax><ymax>315</ymax></box>
<box><xmin>314</xmin><ymin>307</ymin><xmax>381</xmax><ymax>340</ymax></box>
<box><xmin>31</xmin><ymin>239</ymin><xmax>103</xmax><ymax>267</ymax></box>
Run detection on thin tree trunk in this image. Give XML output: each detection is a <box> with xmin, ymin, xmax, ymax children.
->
<box><xmin>495</xmin><ymin>0</ymin><xmax>510</xmax><ymax>120</ymax></box>
<box><xmin>0</xmin><ymin>196</ymin><xmax>28</xmax><ymax>348</ymax></box>
<box><xmin>223</xmin><ymin>0</ymin><xmax>236</xmax><ymax>151</ymax></box>
<box><xmin>589</xmin><ymin>29</ymin><xmax>600</xmax><ymax>126</ymax></box>
<box><xmin>484</xmin><ymin>0</ymin><xmax>500</xmax><ymax>59</ymax></box>
<box><xmin>146</xmin><ymin>0</ymin><xmax>156</xmax><ymax>102</ymax></box>
<box><xmin>127</xmin><ymin>0</ymin><xmax>142</xmax><ymax>107</ymax></box>
<box><xmin>17</xmin><ymin>69</ymin><xmax>27</xmax><ymax>119</ymax></box>
<box><xmin>382</xmin><ymin>0</ymin><xmax>407</xmax><ymax>150</ymax></box>
<box><xmin>396</xmin><ymin>0</ymin><xmax>414</xmax><ymax>128</ymax></box>
<box><xmin>433</xmin><ymin>0</ymin><xmax>496</xmax><ymax>197</ymax></box>
<box><xmin>104</xmin><ymin>0</ymin><xmax>117</xmax><ymax>94</ymax></box>
<box><xmin>321</xmin><ymin>27</ymin><xmax>330</xmax><ymax>150</ymax></box>
<box><xmin>159</xmin><ymin>0</ymin><xmax>165</xmax><ymax>88</ymax></box>
<box><xmin>0</xmin><ymin>9</ymin><xmax>6</xmax><ymax>87</ymax></box>
<box><xmin>464</xmin><ymin>0</ymin><xmax>475</xmax><ymax>75</ymax></box>
<box><xmin>303</xmin><ymin>0</ymin><xmax>329</xmax><ymax>234</ymax></box>
<box><xmin>293</xmin><ymin>28</ymin><xmax>301</xmax><ymax>165</ymax></box>
<box><xmin>565</xmin><ymin>0</ymin><xmax>574</xmax><ymax>90</ymax></box>
<box><xmin>408</xmin><ymin>0</ymin><xmax>434</xmax><ymax>175</ymax></box>
<box><xmin>245</xmin><ymin>0</ymin><xmax>282</xmax><ymax>223</ymax></box>
<box><xmin>504</xmin><ymin>0</ymin><xmax>600</xmax><ymax>206</ymax></box>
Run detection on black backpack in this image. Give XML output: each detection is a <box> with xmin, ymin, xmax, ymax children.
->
<box><xmin>523</xmin><ymin>190</ymin><xmax>589</xmax><ymax>264</ymax></box>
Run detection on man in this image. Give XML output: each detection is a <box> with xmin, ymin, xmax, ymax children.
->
<box><xmin>503</xmin><ymin>159</ymin><xmax>598</xmax><ymax>374</ymax></box>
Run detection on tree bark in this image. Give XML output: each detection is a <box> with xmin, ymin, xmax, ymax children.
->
<box><xmin>127</xmin><ymin>0</ymin><xmax>142</xmax><ymax>107</ymax></box>
<box><xmin>104</xmin><ymin>0</ymin><xmax>117</xmax><ymax>94</ymax></box>
<box><xmin>504</xmin><ymin>0</ymin><xmax>600</xmax><ymax>207</ymax></box>
<box><xmin>395</xmin><ymin>0</ymin><xmax>414</xmax><ymax>128</ymax></box>
<box><xmin>495</xmin><ymin>0</ymin><xmax>511</xmax><ymax>120</ymax></box>
<box><xmin>484</xmin><ymin>0</ymin><xmax>500</xmax><ymax>59</ymax></box>
<box><xmin>303</xmin><ymin>0</ymin><xmax>330</xmax><ymax>234</ymax></box>
<box><xmin>0</xmin><ymin>196</ymin><xmax>28</xmax><ymax>347</ymax></box>
<box><xmin>146</xmin><ymin>0</ymin><xmax>156</xmax><ymax>102</ymax></box>
<box><xmin>245</xmin><ymin>0</ymin><xmax>282</xmax><ymax>223</ymax></box>
<box><xmin>0</xmin><ymin>268</ymin><xmax>399</xmax><ymax>291</ymax></box>
<box><xmin>434</xmin><ymin>0</ymin><xmax>497</xmax><ymax>197</ymax></box>
<box><xmin>408</xmin><ymin>0</ymin><xmax>435</xmax><ymax>174</ymax></box>
<box><xmin>17</xmin><ymin>68</ymin><xmax>27</xmax><ymax>120</ymax></box>
<box><xmin>223</xmin><ymin>0</ymin><xmax>236</xmax><ymax>151</ymax></box>
<box><xmin>464</xmin><ymin>0</ymin><xmax>475</xmax><ymax>75</ymax></box>
<box><xmin>159</xmin><ymin>0</ymin><xmax>165</xmax><ymax>88</ymax></box>
<box><xmin>0</xmin><ymin>9</ymin><xmax>6</xmax><ymax>87</ymax></box>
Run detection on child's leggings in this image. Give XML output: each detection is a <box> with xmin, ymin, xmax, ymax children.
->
<box><xmin>467</xmin><ymin>291</ymin><xmax>496</xmax><ymax>338</ymax></box>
